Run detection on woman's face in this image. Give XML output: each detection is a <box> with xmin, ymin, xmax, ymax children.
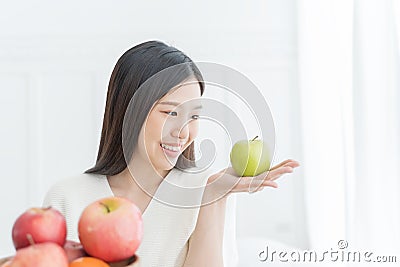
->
<box><xmin>135</xmin><ymin>78</ymin><xmax>202</xmax><ymax>176</ymax></box>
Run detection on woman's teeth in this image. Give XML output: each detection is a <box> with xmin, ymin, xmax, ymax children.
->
<box><xmin>160</xmin><ymin>143</ymin><xmax>180</xmax><ymax>152</ymax></box>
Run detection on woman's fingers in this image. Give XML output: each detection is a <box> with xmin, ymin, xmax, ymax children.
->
<box><xmin>208</xmin><ymin>159</ymin><xmax>300</xmax><ymax>195</ymax></box>
<box><xmin>269</xmin><ymin>159</ymin><xmax>292</xmax><ymax>170</ymax></box>
<box><xmin>216</xmin><ymin>161</ymin><xmax>299</xmax><ymax>181</ymax></box>
<box><xmin>252</xmin><ymin>165</ymin><xmax>294</xmax><ymax>182</ymax></box>
<box><xmin>230</xmin><ymin>176</ymin><xmax>278</xmax><ymax>193</ymax></box>
<box><xmin>268</xmin><ymin>166</ymin><xmax>295</xmax><ymax>181</ymax></box>
<box><xmin>270</xmin><ymin>159</ymin><xmax>300</xmax><ymax>170</ymax></box>
<box><xmin>231</xmin><ymin>165</ymin><xmax>297</xmax><ymax>193</ymax></box>
<box><xmin>246</xmin><ymin>161</ymin><xmax>300</xmax><ymax>191</ymax></box>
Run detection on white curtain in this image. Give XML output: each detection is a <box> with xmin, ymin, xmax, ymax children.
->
<box><xmin>298</xmin><ymin>0</ymin><xmax>400</xmax><ymax>264</ymax></box>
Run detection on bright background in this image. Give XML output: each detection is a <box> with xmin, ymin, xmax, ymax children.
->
<box><xmin>1</xmin><ymin>1</ymin><xmax>399</xmax><ymax>266</ymax></box>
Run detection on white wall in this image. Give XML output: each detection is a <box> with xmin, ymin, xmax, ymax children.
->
<box><xmin>0</xmin><ymin>0</ymin><xmax>307</xmax><ymax>260</ymax></box>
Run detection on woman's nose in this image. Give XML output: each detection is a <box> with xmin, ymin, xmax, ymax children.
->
<box><xmin>171</xmin><ymin>122</ymin><xmax>190</xmax><ymax>140</ymax></box>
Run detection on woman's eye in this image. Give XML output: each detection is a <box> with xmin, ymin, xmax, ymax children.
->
<box><xmin>163</xmin><ymin>111</ymin><xmax>199</xmax><ymax>120</ymax></box>
<box><xmin>165</xmin><ymin>111</ymin><xmax>178</xmax><ymax>116</ymax></box>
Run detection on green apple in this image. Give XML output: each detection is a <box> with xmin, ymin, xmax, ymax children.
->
<box><xmin>230</xmin><ymin>136</ymin><xmax>271</xmax><ymax>176</ymax></box>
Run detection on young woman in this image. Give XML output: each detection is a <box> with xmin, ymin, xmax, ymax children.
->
<box><xmin>43</xmin><ymin>40</ymin><xmax>299</xmax><ymax>267</ymax></box>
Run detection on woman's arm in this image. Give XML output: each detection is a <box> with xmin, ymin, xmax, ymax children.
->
<box><xmin>183</xmin><ymin>159</ymin><xmax>299</xmax><ymax>267</ymax></box>
<box><xmin>183</xmin><ymin>196</ymin><xmax>227</xmax><ymax>267</ymax></box>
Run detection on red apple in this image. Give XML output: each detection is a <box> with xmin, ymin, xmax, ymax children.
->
<box><xmin>78</xmin><ymin>197</ymin><xmax>143</xmax><ymax>262</ymax></box>
<box><xmin>63</xmin><ymin>240</ymin><xmax>87</xmax><ymax>262</ymax></box>
<box><xmin>8</xmin><ymin>242</ymin><xmax>68</xmax><ymax>267</ymax></box>
<box><xmin>12</xmin><ymin>207</ymin><xmax>67</xmax><ymax>249</ymax></box>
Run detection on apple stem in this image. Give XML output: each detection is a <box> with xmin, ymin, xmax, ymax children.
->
<box><xmin>26</xmin><ymin>234</ymin><xmax>35</xmax><ymax>246</ymax></box>
<box><xmin>99</xmin><ymin>202</ymin><xmax>110</xmax><ymax>213</ymax></box>
<box><xmin>251</xmin><ymin>136</ymin><xmax>259</xmax><ymax>141</ymax></box>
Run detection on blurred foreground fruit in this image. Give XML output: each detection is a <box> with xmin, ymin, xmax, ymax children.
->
<box><xmin>9</xmin><ymin>242</ymin><xmax>68</xmax><ymax>267</ymax></box>
<box><xmin>1</xmin><ymin>260</ymin><xmax>11</xmax><ymax>267</ymax></box>
<box><xmin>78</xmin><ymin>197</ymin><xmax>143</xmax><ymax>262</ymax></box>
<box><xmin>64</xmin><ymin>240</ymin><xmax>87</xmax><ymax>262</ymax></box>
<box><xmin>12</xmin><ymin>207</ymin><xmax>67</xmax><ymax>249</ymax></box>
<box><xmin>69</xmin><ymin>257</ymin><xmax>110</xmax><ymax>267</ymax></box>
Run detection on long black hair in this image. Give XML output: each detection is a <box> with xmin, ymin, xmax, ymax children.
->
<box><xmin>85</xmin><ymin>40</ymin><xmax>204</xmax><ymax>175</ymax></box>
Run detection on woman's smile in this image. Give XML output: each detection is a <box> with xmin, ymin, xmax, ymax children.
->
<box><xmin>159</xmin><ymin>142</ymin><xmax>187</xmax><ymax>158</ymax></box>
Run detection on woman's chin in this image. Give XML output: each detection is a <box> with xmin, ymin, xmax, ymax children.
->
<box><xmin>162</xmin><ymin>153</ymin><xmax>180</xmax><ymax>166</ymax></box>
<box><xmin>152</xmin><ymin>160</ymin><xmax>177</xmax><ymax>176</ymax></box>
<box><xmin>163</xmin><ymin>160</ymin><xmax>178</xmax><ymax>170</ymax></box>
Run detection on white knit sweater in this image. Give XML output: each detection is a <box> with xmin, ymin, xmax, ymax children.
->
<box><xmin>43</xmin><ymin>167</ymin><xmax>238</xmax><ymax>267</ymax></box>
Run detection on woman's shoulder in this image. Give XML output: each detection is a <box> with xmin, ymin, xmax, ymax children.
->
<box><xmin>43</xmin><ymin>172</ymin><xmax>112</xmax><ymax>211</ymax></box>
<box><xmin>46</xmin><ymin>172</ymin><xmax>107</xmax><ymax>194</ymax></box>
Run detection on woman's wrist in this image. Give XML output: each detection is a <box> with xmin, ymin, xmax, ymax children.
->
<box><xmin>203</xmin><ymin>172</ymin><xmax>233</xmax><ymax>204</ymax></box>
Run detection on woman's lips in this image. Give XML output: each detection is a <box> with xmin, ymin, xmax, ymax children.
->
<box><xmin>160</xmin><ymin>143</ymin><xmax>181</xmax><ymax>158</ymax></box>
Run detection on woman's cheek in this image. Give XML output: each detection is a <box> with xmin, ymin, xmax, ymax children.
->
<box><xmin>146</xmin><ymin>114</ymin><xmax>165</xmax><ymax>137</ymax></box>
<box><xmin>190</xmin><ymin>121</ymin><xmax>199</xmax><ymax>138</ymax></box>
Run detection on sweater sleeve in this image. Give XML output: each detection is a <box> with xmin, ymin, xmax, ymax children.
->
<box><xmin>41</xmin><ymin>174</ymin><xmax>114</xmax><ymax>242</ymax></box>
<box><xmin>42</xmin><ymin>181</ymin><xmax>80</xmax><ymax>241</ymax></box>
<box><xmin>43</xmin><ymin>182</ymin><xmax>67</xmax><ymax>218</ymax></box>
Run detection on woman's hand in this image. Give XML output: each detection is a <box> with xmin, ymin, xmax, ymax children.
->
<box><xmin>204</xmin><ymin>159</ymin><xmax>300</xmax><ymax>201</ymax></box>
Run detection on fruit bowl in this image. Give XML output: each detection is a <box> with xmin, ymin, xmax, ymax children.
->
<box><xmin>109</xmin><ymin>255</ymin><xmax>140</xmax><ymax>267</ymax></box>
<box><xmin>0</xmin><ymin>256</ymin><xmax>12</xmax><ymax>266</ymax></box>
<box><xmin>5</xmin><ymin>197</ymin><xmax>143</xmax><ymax>267</ymax></box>
<box><xmin>0</xmin><ymin>255</ymin><xmax>140</xmax><ymax>267</ymax></box>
